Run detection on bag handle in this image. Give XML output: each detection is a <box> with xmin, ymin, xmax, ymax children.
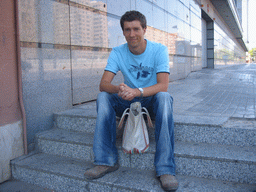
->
<box><xmin>142</xmin><ymin>107</ymin><xmax>153</xmax><ymax>128</ymax></box>
<box><xmin>118</xmin><ymin>106</ymin><xmax>153</xmax><ymax>129</ymax></box>
<box><xmin>117</xmin><ymin>108</ymin><xmax>130</xmax><ymax>130</ymax></box>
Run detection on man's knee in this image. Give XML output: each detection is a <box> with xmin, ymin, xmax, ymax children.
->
<box><xmin>155</xmin><ymin>92</ymin><xmax>173</xmax><ymax>103</ymax></box>
<box><xmin>97</xmin><ymin>92</ymin><xmax>111</xmax><ymax>102</ymax></box>
<box><xmin>97</xmin><ymin>91</ymin><xmax>109</xmax><ymax>99</ymax></box>
<box><xmin>97</xmin><ymin>92</ymin><xmax>112</xmax><ymax>109</ymax></box>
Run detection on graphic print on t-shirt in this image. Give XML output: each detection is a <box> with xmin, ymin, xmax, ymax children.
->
<box><xmin>129</xmin><ymin>63</ymin><xmax>154</xmax><ymax>80</ymax></box>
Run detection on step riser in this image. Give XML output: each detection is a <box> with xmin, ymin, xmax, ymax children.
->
<box><xmin>11</xmin><ymin>153</ymin><xmax>256</xmax><ymax>192</ymax></box>
<box><xmin>175</xmin><ymin>124</ymin><xmax>256</xmax><ymax>147</ymax></box>
<box><xmin>175</xmin><ymin>157</ymin><xmax>256</xmax><ymax>185</ymax></box>
<box><xmin>10</xmin><ymin>153</ymin><xmax>164</xmax><ymax>192</ymax></box>
<box><xmin>54</xmin><ymin>115</ymin><xmax>256</xmax><ymax>147</ymax></box>
<box><xmin>37</xmin><ymin>139</ymin><xmax>94</xmax><ymax>161</ymax></box>
<box><xmin>54</xmin><ymin>115</ymin><xmax>96</xmax><ymax>134</ymax></box>
<box><xmin>11</xmin><ymin>162</ymin><xmax>256</xmax><ymax>192</ymax></box>
<box><xmin>12</xmin><ymin>166</ymin><xmax>150</xmax><ymax>192</ymax></box>
<box><xmin>12</xmin><ymin>166</ymin><xmax>89</xmax><ymax>192</ymax></box>
<box><xmin>37</xmin><ymin>138</ymin><xmax>256</xmax><ymax>184</ymax></box>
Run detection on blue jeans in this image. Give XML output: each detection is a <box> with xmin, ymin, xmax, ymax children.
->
<box><xmin>93</xmin><ymin>91</ymin><xmax>176</xmax><ymax>176</ymax></box>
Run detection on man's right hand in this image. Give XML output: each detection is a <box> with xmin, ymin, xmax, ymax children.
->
<box><xmin>118</xmin><ymin>83</ymin><xmax>140</xmax><ymax>101</ymax></box>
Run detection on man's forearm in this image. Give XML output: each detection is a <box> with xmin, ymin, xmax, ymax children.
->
<box><xmin>99</xmin><ymin>81</ymin><xmax>119</xmax><ymax>93</ymax></box>
<box><xmin>140</xmin><ymin>82</ymin><xmax>168</xmax><ymax>97</ymax></box>
<box><xmin>140</xmin><ymin>72</ymin><xmax>169</xmax><ymax>97</ymax></box>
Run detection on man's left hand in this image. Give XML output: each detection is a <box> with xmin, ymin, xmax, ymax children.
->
<box><xmin>118</xmin><ymin>83</ymin><xmax>139</xmax><ymax>101</ymax></box>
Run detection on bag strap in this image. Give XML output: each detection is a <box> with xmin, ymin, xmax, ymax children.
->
<box><xmin>142</xmin><ymin>107</ymin><xmax>153</xmax><ymax>128</ymax></box>
<box><xmin>117</xmin><ymin>108</ymin><xmax>130</xmax><ymax>130</ymax></box>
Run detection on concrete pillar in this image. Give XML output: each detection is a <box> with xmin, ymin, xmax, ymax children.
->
<box><xmin>0</xmin><ymin>0</ymin><xmax>24</xmax><ymax>183</ymax></box>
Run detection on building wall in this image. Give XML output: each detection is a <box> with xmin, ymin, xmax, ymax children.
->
<box><xmin>18</xmin><ymin>0</ymin><xmax>246</xmax><ymax>148</ymax></box>
<box><xmin>0</xmin><ymin>0</ymin><xmax>24</xmax><ymax>183</ymax></box>
<box><xmin>18</xmin><ymin>0</ymin><xmax>73</xmax><ymax>149</ymax></box>
<box><xmin>214</xmin><ymin>22</ymin><xmax>245</xmax><ymax>67</ymax></box>
<box><xmin>201</xmin><ymin>0</ymin><xmax>246</xmax><ymax>67</ymax></box>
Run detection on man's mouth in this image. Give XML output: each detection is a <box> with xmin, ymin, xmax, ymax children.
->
<box><xmin>129</xmin><ymin>39</ymin><xmax>137</xmax><ymax>42</ymax></box>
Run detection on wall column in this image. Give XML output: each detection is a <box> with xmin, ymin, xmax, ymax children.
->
<box><xmin>0</xmin><ymin>0</ymin><xmax>24</xmax><ymax>183</ymax></box>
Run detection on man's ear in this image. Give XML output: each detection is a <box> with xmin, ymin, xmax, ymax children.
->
<box><xmin>143</xmin><ymin>27</ymin><xmax>147</xmax><ymax>34</ymax></box>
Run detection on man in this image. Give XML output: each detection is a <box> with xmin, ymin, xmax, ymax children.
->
<box><xmin>84</xmin><ymin>10</ymin><xmax>178</xmax><ymax>191</ymax></box>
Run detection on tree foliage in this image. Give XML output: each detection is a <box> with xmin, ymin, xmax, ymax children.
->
<box><xmin>249</xmin><ymin>48</ymin><xmax>256</xmax><ymax>57</ymax></box>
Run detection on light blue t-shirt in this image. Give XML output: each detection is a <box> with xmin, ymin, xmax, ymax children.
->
<box><xmin>105</xmin><ymin>39</ymin><xmax>170</xmax><ymax>89</ymax></box>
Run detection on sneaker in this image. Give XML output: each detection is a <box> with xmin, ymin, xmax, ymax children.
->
<box><xmin>159</xmin><ymin>174</ymin><xmax>179</xmax><ymax>191</ymax></box>
<box><xmin>84</xmin><ymin>164</ymin><xmax>119</xmax><ymax>180</ymax></box>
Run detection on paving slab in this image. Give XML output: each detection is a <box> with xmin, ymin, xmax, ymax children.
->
<box><xmin>170</xmin><ymin>64</ymin><xmax>256</xmax><ymax>119</ymax></box>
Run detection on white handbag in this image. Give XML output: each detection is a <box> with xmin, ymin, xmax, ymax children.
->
<box><xmin>117</xmin><ymin>102</ymin><xmax>153</xmax><ymax>154</ymax></box>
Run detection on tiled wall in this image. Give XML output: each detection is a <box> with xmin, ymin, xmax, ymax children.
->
<box><xmin>19</xmin><ymin>0</ymin><xmax>204</xmax><ymax>104</ymax></box>
<box><xmin>214</xmin><ymin>23</ymin><xmax>246</xmax><ymax>67</ymax></box>
<box><xmin>18</xmin><ymin>0</ymin><xmax>245</xmax><ymax>146</ymax></box>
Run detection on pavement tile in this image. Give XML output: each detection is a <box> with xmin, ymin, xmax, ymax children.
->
<box><xmin>170</xmin><ymin>64</ymin><xmax>256</xmax><ymax>120</ymax></box>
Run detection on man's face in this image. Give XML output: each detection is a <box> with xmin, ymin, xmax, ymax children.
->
<box><xmin>123</xmin><ymin>20</ymin><xmax>146</xmax><ymax>49</ymax></box>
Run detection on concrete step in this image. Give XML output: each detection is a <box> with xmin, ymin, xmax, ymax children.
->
<box><xmin>11</xmin><ymin>153</ymin><xmax>256</xmax><ymax>192</ymax></box>
<box><xmin>36</xmin><ymin>128</ymin><xmax>256</xmax><ymax>184</ymax></box>
<box><xmin>54</xmin><ymin>106</ymin><xmax>256</xmax><ymax>147</ymax></box>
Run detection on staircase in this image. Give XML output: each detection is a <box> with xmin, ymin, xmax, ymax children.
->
<box><xmin>11</xmin><ymin>102</ymin><xmax>256</xmax><ymax>191</ymax></box>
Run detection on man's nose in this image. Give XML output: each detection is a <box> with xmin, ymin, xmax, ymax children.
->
<box><xmin>130</xmin><ymin>29</ymin><xmax>135</xmax><ymax>37</ymax></box>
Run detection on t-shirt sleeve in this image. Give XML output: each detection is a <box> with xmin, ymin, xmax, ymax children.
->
<box><xmin>155</xmin><ymin>45</ymin><xmax>170</xmax><ymax>74</ymax></box>
<box><xmin>105</xmin><ymin>49</ymin><xmax>120</xmax><ymax>74</ymax></box>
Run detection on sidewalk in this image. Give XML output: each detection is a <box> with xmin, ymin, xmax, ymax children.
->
<box><xmin>1</xmin><ymin>63</ymin><xmax>255</xmax><ymax>192</ymax></box>
<box><xmin>170</xmin><ymin>64</ymin><xmax>256</xmax><ymax>124</ymax></box>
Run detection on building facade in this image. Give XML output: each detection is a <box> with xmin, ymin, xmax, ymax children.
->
<box><xmin>0</xmin><ymin>0</ymin><xmax>247</xmax><ymax>183</ymax></box>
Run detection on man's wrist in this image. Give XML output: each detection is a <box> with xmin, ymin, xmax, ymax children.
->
<box><xmin>138</xmin><ymin>88</ymin><xmax>144</xmax><ymax>97</ymax></box>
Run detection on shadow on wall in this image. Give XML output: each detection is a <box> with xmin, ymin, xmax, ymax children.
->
<box><xmin>21</xmin><ymin>47</ymin><xmax>72</xmax><ymax>150</ymax></box>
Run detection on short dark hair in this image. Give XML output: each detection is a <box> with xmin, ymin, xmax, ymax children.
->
<box><xmin>120</xmin><ymin>10</ymin><xmax>147</xmax><ymax>30</ymax></box>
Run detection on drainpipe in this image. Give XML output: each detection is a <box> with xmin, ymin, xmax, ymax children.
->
<box><xmin>14</xmin><ymin>0</ymin><xmax>28</xmax><ymax>155</ymax></box>
<box><xmin>247</xmin><ymin>0</ymin><xmax>249</xmax><ymax>44</ymax></box>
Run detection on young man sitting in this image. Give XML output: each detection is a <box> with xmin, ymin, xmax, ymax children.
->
<box><xmin>84</xmin><ymin>10</ymin><xmax>178</xmax><ymax>191</ymax></box>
